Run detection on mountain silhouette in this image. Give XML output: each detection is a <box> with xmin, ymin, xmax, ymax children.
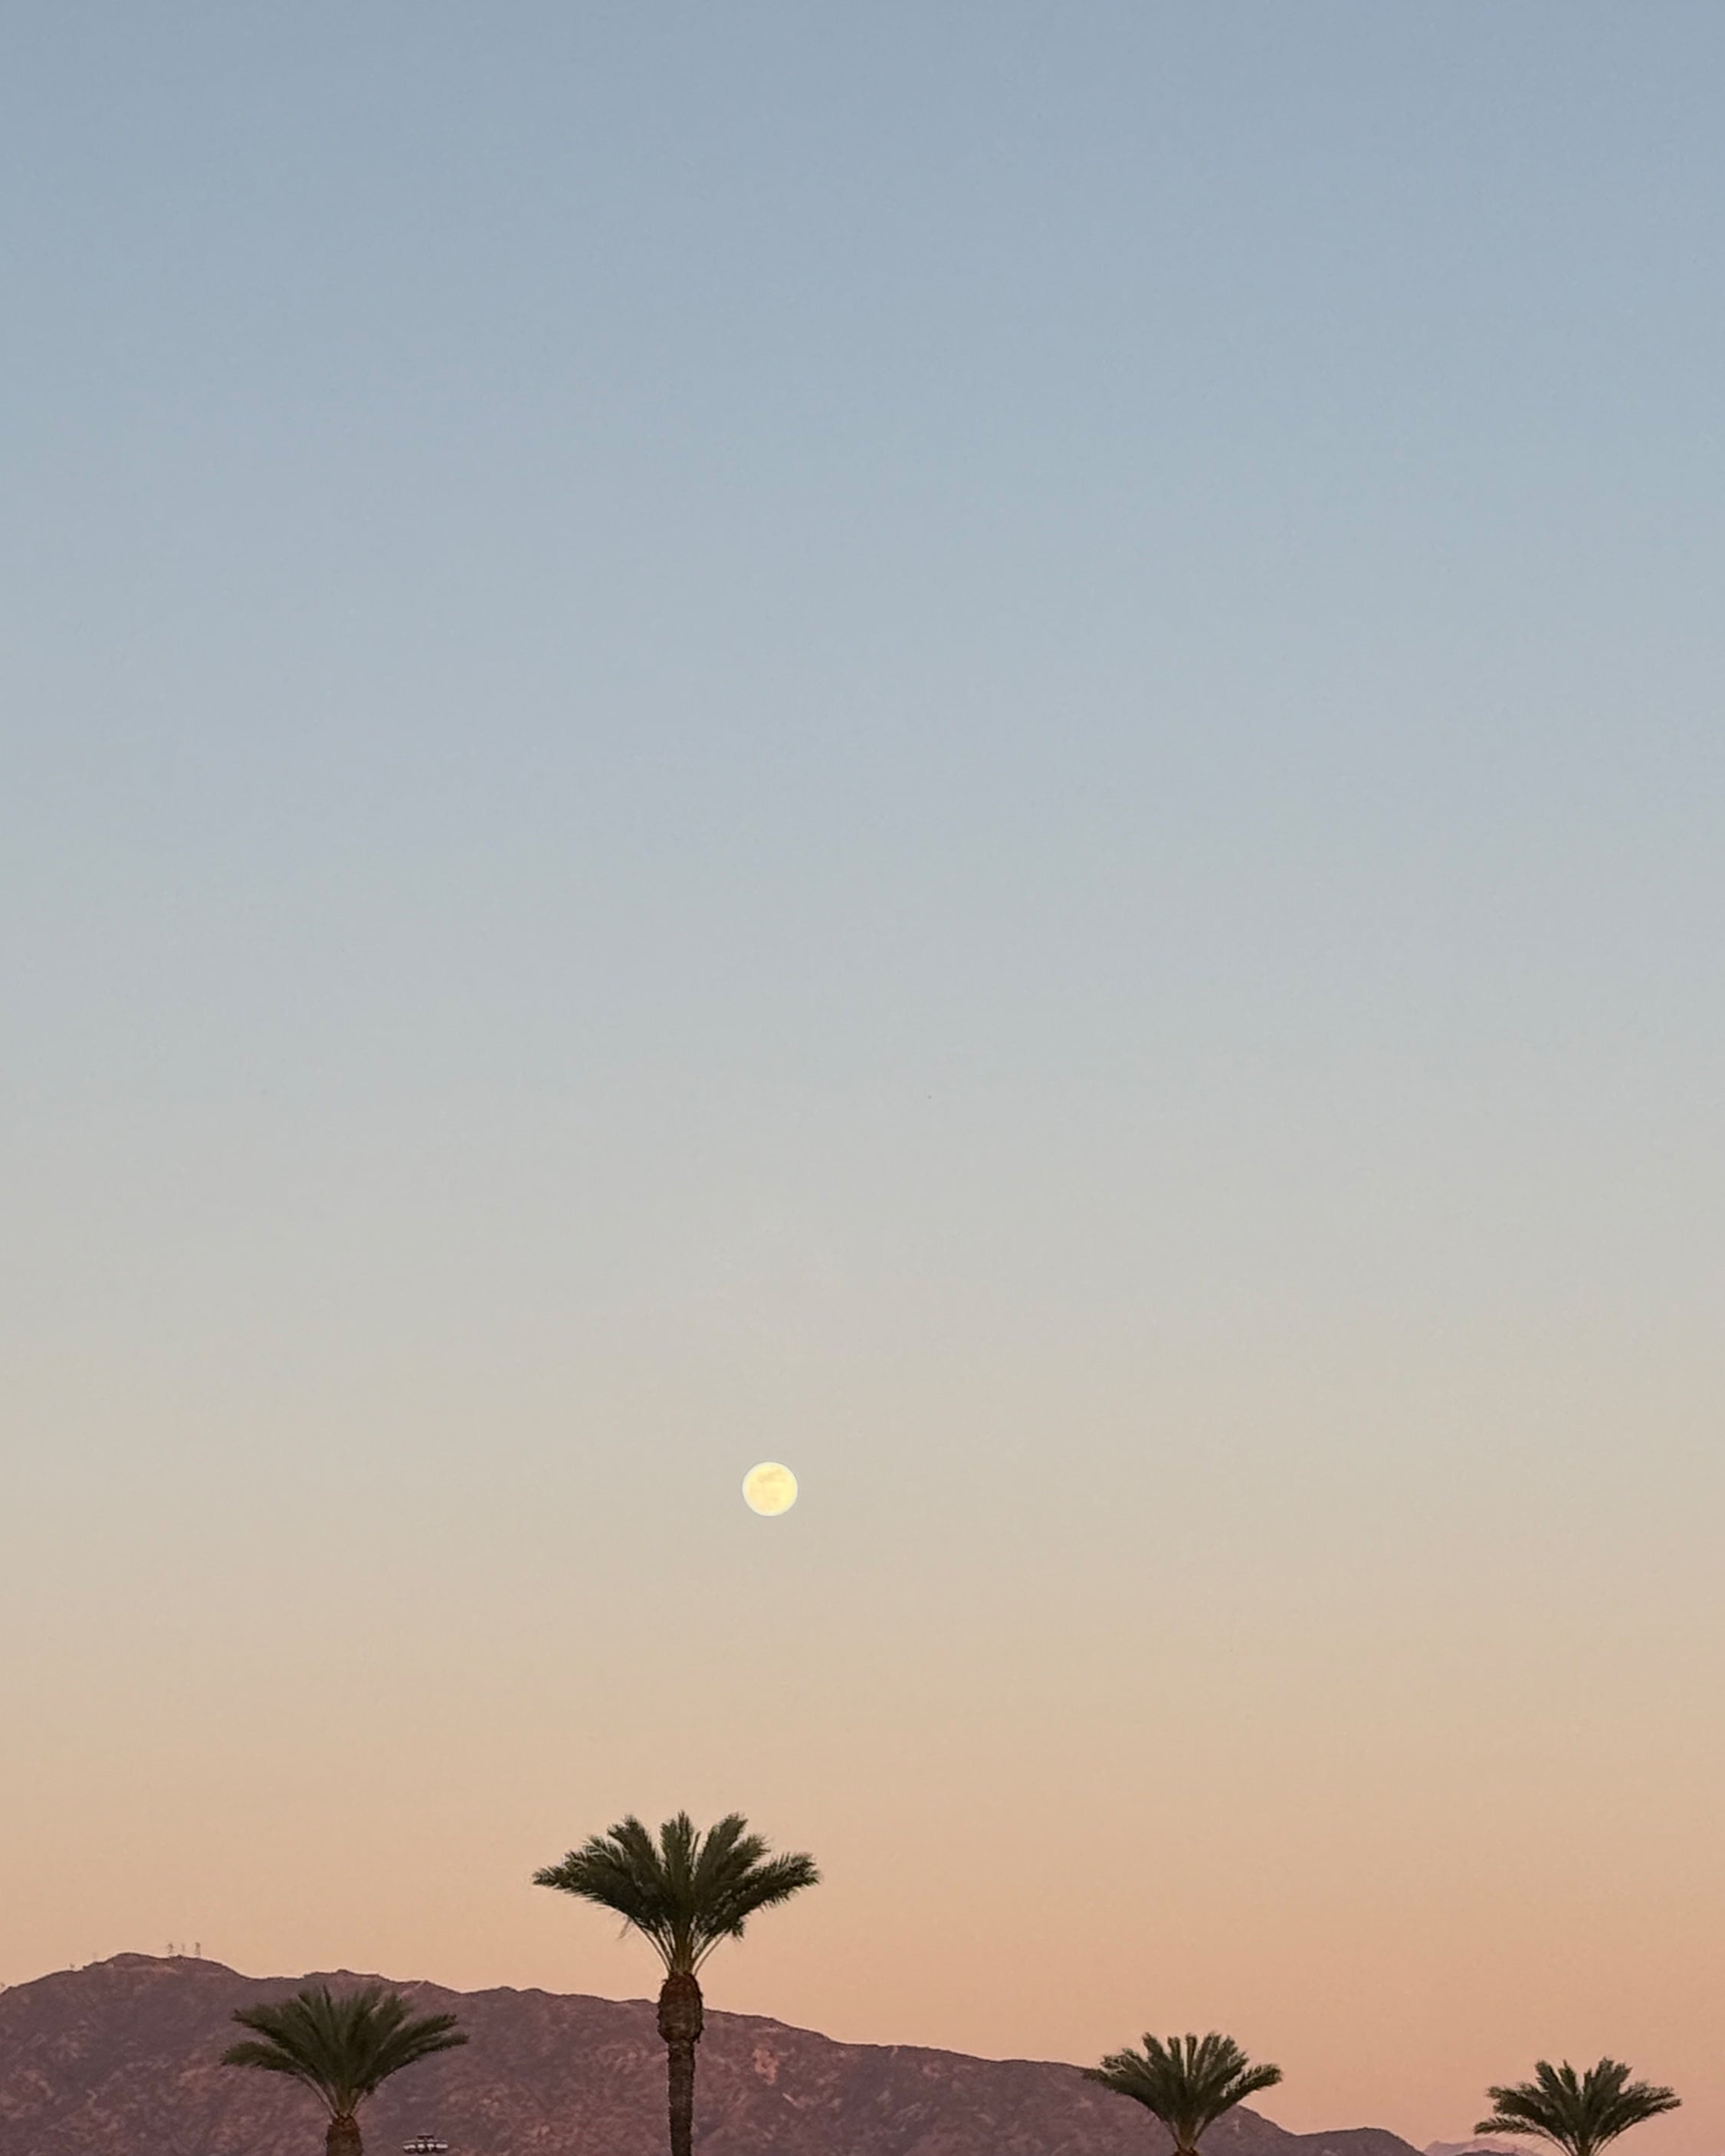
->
<box><xmin>0</xmin><ymin>1954</ymin><xmax>1425</xmax><ymax>2156</ymax></box>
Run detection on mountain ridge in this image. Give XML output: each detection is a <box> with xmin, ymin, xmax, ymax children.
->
<box><xmin>0</xmin><ymin>1954</ymin><xmax>1427</xmax><ymax>2156</ymax></box>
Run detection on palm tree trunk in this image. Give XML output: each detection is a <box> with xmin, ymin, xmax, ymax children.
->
<box><xmin>326</xmin><ymin>2115</ymin><xmax>362</xmax><ymax>2156</ymax></box>
<box><xmin>658</xmin><ymin>1971</ymin><xmax>705</xmax><ymax>2156</ymax></box>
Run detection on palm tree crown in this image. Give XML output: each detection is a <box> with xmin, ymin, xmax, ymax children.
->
<box><xmin>222</xmin><ymin>1983</ymin><xmax>466</xmax><ymax>2151</ymax></box>
<box><xmin>1088</xmin><ymin>2032</ymin><xmax>1284</xmax><ymax>2153</ymax></box>
<box><xmin>1477</xmin><ymin>2060</ymin><xmax>1680</xmax><ymax>2156</ymax></box>
<box><xmin>533</xmin><ymin>1810</ymin><xmax>819</xmax><ymax>1975</ymax></box>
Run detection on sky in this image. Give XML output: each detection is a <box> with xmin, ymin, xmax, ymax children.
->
<box><xmin>3</xmin><ymin>4</ymin><xmax>1724</xmax><ymax>2149</ymax></box>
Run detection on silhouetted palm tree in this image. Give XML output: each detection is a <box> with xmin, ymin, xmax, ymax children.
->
<box><xmin>534</xmin><ymin>1812</ymin><xmax>818</xmax><ymax>2156</ymax></box>
<box><xmin>1087</xmin><ymin>2032</ymin><xmax>1284</xmax><ymax>2154</ymax></box>
<box><xmin>221</xmin><ymin>1982</ymin><xmax>467</xmax><ymax>2156</ymax></box>
<box><xmin>1477</xmin><ymin>2060</ymin><xmax>1679</xmax><ymax>2156</ymax></box>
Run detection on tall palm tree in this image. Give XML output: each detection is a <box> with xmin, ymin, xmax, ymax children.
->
<box><xmin>1087</xmin><ymin>2032</ymin><xmax>1284</xmax><ymax>2155</ymax></box>
<box><xmin>221</xmin><ymin>1982</ymin><xmax>467</xmax><ymax>2156</ymax></box>
<box><xmin>1477</xmin><ymin>2060</ymin><xmax>1680</xmax><ymax>2156</ymax></box>
<box><xmin>534</xmin><ymin>1811</ymin><xmax>818</xmax><ymax>2156</ymax></box>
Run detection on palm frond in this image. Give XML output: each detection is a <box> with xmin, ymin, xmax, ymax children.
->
<box><xmin>1087</xmin><ymin>2032</ymin><xmax>1282</xmax><ymax>2150</ymax></box>
<box><xmin>533</xmin><ymin>1812</ymin><xmax>819</xmax><ymax>1976</ymax></box>
<box><xmin>1477</xmin><ymin>2060</ymin><xmax>1679</xmax><ymax>2156</ymax></box>
<box><xmin>221</xmin><ymin>1985</ymin><xmax>466</xmax><ymax>2118</ymax></box>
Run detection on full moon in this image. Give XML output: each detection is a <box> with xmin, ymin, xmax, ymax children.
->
<box><xmin>742</xmin><ymin>1462</ymin><xmax>798</xmax><ymax>1516</ymax></box>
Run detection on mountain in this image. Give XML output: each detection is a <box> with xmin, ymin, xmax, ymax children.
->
<box><xmin>0</xmin><ymin>1954</ymin><xmax>1424</xmax><ymax>2156</ymax></box>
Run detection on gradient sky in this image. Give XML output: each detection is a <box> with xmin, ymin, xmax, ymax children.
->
<box><xmin>4</xmin><ymin>7</ymin><xmax>1724</xmax><ymax>2151</ymax></box>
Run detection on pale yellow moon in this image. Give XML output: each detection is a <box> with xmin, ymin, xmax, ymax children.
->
<box><xmin>742</xmin><ymin>1462</ymin><xmax>798</xmax><ymax>1516</ymax></box>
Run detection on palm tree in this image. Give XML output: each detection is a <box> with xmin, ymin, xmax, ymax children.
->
<box><xmin>1477</xmin><ymin>2060</ymin><xmax>1680</xmax><ymax>2156</ymax></box>
<box><xmin>1087</xmin><ymin>2032</ymin><xmax>1284</xmax><ymax>2155</ymax></box>
<box><xmin>221</xmin><ymin>1982</ymin><xmax>467</xmax><ymax>2156</ymax></box>
<box><xmin>534</xmin><ymin>1811</ymin><xmax>818</xmax><ymax>2156</ymax></box>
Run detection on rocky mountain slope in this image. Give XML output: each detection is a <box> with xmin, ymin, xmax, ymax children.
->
<box><xmin>0</xmin><ymin>1954</ymin><xmax>1424</xmax><ymax>2156</ymax></box>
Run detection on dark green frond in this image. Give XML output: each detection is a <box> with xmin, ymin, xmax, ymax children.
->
<box><xmin>221</xmin><ymin>1985</ymin><xmax>467</xmax><ymax>2118</ymax></box>
<box><xmin>1088</xmin><ymin>2033</ymin><xmax>1282</xmax><ymax>2151</ymax></box>
<box><xmin>219</xmin><ymin>2038</ymin><xmax>321</xmax><ymax>2088</ymax></box>
<box><xmin>1477</xmin><ymin>2060</ymin><xmax>1679</xmax><ymax>2156</ymax></box>
<box><xmin>533</xmin><ymin>1812</ymin><xmax>819</xmax><ymax>1976</ymax></box>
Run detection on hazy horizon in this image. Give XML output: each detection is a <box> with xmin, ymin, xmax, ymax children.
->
<box><xmin>4</xmin><ymin>8</ymin><xmax>1723</xmax><ymax>2155</ymax></box>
